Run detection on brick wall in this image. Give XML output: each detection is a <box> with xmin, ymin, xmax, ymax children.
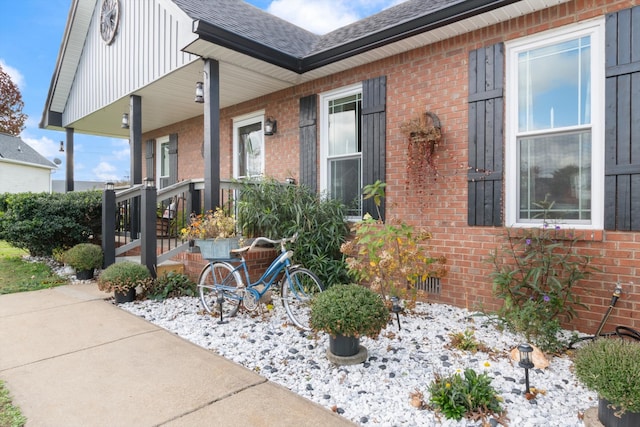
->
<box><xmin>143</xmin><ymin>0</ymin><xmax>640</xmax><ymax>335</ymax></box>
<box><xmin>175</xmin><ymin>247</ymin><xmax>278</xmax><ymax>287</ymax></box>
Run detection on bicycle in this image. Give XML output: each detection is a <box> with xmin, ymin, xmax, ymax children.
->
<box><xmin>197</xmin><ymin>234</ymin><xmax>324</xmax><ymax>330</ymax></box>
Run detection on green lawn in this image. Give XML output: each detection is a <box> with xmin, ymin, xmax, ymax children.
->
<box><xmin>0</xmin><ymin>380</ymin><xmax>26</xmax><ymax>427</ymax></box>
<box><xmin>0</xmin><ymin>241</ymin><xmax>67</xmax><ymax>295</ymax></box>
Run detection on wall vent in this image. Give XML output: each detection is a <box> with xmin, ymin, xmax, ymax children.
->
<box><xmin>414</xmin><ymin>276</ymin><xmax>441</xmax><ymax>295</ymax></box>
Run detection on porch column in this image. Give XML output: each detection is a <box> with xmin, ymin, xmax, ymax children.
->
<box><xmin>130</xmin><ymin>95</ymin><xmax>143</xmax><ymax>185</ymax></box>
<box><xmin>129</xmin><ymin>95</ymin><xmax>142</xmax><ymax>239</ymax></box>
<box><xmin>203</xmin><ymin>59</ymin><xmax>220</xmax><ymax>211</ymax></box>
<box><xmin>65</xmin><ymin>128</ymin><xmax>74</xmax><ymax>192</ymax></box>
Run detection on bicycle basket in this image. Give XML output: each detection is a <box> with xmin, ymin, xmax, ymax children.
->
<box><xmin>195</xmin><ymin>238</ymin><xmax>240</xmax><ymax>260</ymax></box>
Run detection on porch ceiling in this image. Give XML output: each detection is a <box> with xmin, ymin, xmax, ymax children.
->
<box><xmin>65</xmin><ymin>0</ymin><xmax>569</xmax><ymax>140</ymax></box>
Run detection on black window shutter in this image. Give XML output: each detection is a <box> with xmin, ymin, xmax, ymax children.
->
<box><xmin>467</xmin><ymin>43</ymin><xmax>504</xmax><ymax>226</ymax></box>
<box><xmin>145</xmin><ymin>139</ymin><xmax>155</xmax><ymax>180</ymax></box>
<box><xmin>168</xmin><ymin>133</ymin><xmax>178</xmax><ymax>186</ymax></box>
<box><xmin>362</xmin><ymin>75</ymin><xmax>387</xmax><ymax>221</ymax></box>
<box><xmin>605</xmin><ymin>6</ymin><xmax>640</xmax><ymax>231</ymax></box>
<box><xmin>299</xmin><ymin>94</ymin><xmax>318</xmax><ymax>192</ymax></box>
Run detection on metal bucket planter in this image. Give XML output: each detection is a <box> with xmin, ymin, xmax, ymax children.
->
<box><xmin>195</xmin><ymin>238</ymin><xmax>240</xmax><ymax>260</ymax></box>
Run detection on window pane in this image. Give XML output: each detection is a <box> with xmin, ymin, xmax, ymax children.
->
<box><xmin>329</xmin><ymin>94</ymin><xmax>361</xmax><ymax>156</ymax></box>
<box><xmin>160</xmin><ymin>142</ymin><xmax>169</xmax><ymax>177</ymax></box>
<box><xmin>330</xmin><ymin>157</ymin><xmax>361</xmax><ymax>217</ymax></box>
<box><xmin>519</xmin><ymin>131</ymin><xmax>591</xmax><ymax>221</ymax></box>
<box><xmin>518</xmin><ymin>36</ymin><xmax>591</xmax><ymax>132</ymax></box>
<box><xmin>237</xmin><ymin>123</ymin><xmax>263</xmax><ymax>178</ymax></box>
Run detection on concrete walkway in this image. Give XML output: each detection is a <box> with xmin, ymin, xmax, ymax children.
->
<box><xmin>0</xmin><ymin>283</ymin><xmax>355</xmax><ymax>427</ymax></box>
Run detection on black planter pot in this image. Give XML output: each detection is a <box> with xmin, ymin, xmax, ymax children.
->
<box><xmin>114</xmin><ymin>288</ymin><xmax>136</xmax><ymax>304</ymax></box>
<box><xmin>598</xmin><ymin>398</ymin><xmax>640</xmax><ymax>427</ymax></box>
<box><xmin>75</xmin><ymin>269</ymin><xmax>94</xmax><ymax>280</ymax></box>
<box><xmin>329</xmin><ymin>334</ymin><xmax>360</xmax><ymax>357</ymax></box>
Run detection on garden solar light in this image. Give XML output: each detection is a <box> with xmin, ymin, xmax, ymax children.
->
<box><xmin>216</xmin><ymin>289</ymin><xmax>227</xmax><ymax>324</ymax></box>
<box><xmin>518</xmin><ymin>343</ymin><xmax>534</xmax><ymax>394</ymax></box>
<box><xmin>391</xmin><ymin>296</ymin><xmax>402</xmax><ymax>330</ymax></box>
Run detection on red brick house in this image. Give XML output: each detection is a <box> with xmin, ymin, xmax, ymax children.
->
<box><xmin>42</xmin><ymin>0</ymin><xmax>640</xmax><ymax>334</ymax></box>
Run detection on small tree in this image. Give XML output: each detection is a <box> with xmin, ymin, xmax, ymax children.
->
<box><xmin>0</xmin><ymin>64</ymin><xmax>27</xmax><ymax>136</ymax></box>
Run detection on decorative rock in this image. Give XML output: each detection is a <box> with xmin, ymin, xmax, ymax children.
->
<box><xmin>119</xmin><ymin>297</ymin><xmax>597</xmax><ymax>427</ymax></box>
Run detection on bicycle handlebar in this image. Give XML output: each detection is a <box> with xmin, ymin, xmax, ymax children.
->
<box><xmin>239</xmin><ymin>233</ymin><xmax>299</xmax><ymax>252</ymax></box>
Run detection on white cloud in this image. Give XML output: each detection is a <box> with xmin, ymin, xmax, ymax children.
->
<box><xmin>21</xmin><ymin>134</ymin><xmax>60</xmax><ymax>159</ymax></box>
<box><xmin>110</xmin><ymin>138</ymin><xmax>130</xmax><ymax>160</ymax></box>
<box><xmin>94</xmin><ymin>161</ymin><xmax>120</xmax><ymax>181</ymax></box>
<box><xmin>0</xmin><ymin>59</ymin><xmax>25</xmax><ymax>89</ymax></box>
<box><xmin>266</xmin><ymin>0</ymin><xmax>407</xmax><ymax>34</ymax></box>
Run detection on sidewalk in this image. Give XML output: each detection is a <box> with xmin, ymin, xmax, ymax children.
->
<box><xmin>0</xmin><ymin>283</ymin><xmax>355</xmax><ymax>427</ymax></box>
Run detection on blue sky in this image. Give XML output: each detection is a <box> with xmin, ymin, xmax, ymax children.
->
<box><xmin>0</xmin><ymin>0</ymin><xmax>404</xmax><ymax>183</ymax></box>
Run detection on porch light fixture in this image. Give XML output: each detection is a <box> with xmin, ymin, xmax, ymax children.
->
<box><xmin>59</xmin><ymin>141</ymin><xmax>64</xmax><ymax>152</ymax></box>
<box><xmin>518</xmin><ymin>343</ymin><xmax>534</xmax><ymax>394</ymax></box>
<box><xmin>143</xmin><ymin>177</ymin><xmax>155</xmax><ymax>189</ymax></box>
<box><xmin>121</xmin><ymin>113</ymin><xmax>129</xmax><ymax>129</ymax></box>
<box><xmin>264</xmin><ymin>117</ymin><xmax>277</xmax><ymax>135</ymax></box>
<box><xmin>194</xmin><ymin>81</ymin><xmax>204</xmax><ymax>103</ymax></box>
<box><xmin>105</xmin><ymin>182</ymin><xmax>115</xmax><ymax>191</ymax></box>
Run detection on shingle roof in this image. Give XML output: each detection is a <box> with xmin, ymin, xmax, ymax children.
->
<box><xmin>0</xmin><ymin>133</ymin><xmax>57</xmax><ymax>168</ymax></box>
<box><xmin>172</xmin><ymin>0</ymin><xmax>320</xmax><ymax>57</ymax></box>
<box><xmin>173</xmin><ymin>0</ymin><xmax>511</xmax><ymax>72</ymax></box>
<box><xmin>310</xmin><ymin>0</ymin><xmax>464</xmax><ymax>54</ymax></box>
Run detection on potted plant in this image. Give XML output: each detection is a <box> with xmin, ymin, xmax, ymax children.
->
<box><xmin>310</xmin><ymin>284</ymin><xmax>389</xmax><ymax>365</ymax></box>
<box><xmin>62</xmin><ymin>243</ymin><xmax>103</xmax><ymax>280</ymax></box>
<box><xmin>97</xmin><ymin>261</ymin><xmax>153</xmax><ymax>303</ymax></box>
<box><xmin>574</xmin><ymin>338</ymin><xmax>640</xmax><ymax>427</ymax></box>
<box><xmin>180</xmin><ymin>207</ymin><xmax>240</xmax><ymax>259</ymax></box>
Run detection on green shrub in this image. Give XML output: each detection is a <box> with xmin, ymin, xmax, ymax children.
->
<box><xmin>0</xmin><ymin>191</ymin><xmax>102</xmax><ymax>256</ymax></box>
<box><xmin>63</xmin><ymin>243</ymin><xmax>103</xmax><ymax>271</ymax></box>
<box><xmin>574</xmin><ymin>338</ymin><xmax>640</xmax><ymax>414</ymax></box>
<box><xmin>146</xmin><ymin>272</ymin><xmax>197</xmax><ymax>300</ymax></box>
<box><xmin>489</xmin><ymin>197</ymin><xmax>596</xmax><ymax>353</ymax></box>
<box><xmin>237</xmin><ymin>178</ymin><xmax>350</xmax><ymax>286</ymax></box>
<box><xmin>310</xmin><ymin>284</ymin><xmax>389</xmax><ymax>338</ymax></box>
<box><xmin>428</xmin><ymin>369</ymin><xmax>503</xmax><ymax>421</ymax></box>
<box><xmin>98</xmin><ymin>261</ymin><xmax>152</xmax><ymax>293</ymax></box>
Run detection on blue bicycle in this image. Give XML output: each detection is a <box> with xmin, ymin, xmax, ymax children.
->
<box><xmin>197</xmin><ymin>234</ymin><xmax>324</xmax><ymax>330</ymax></box>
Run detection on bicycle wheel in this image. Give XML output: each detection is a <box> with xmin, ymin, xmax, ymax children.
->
<box><xmin>281</xmin><ymin>267</ymin><xmax>324</xmax><ymax>330</ymax></box>
<box><xmin>198</xmin><ymin>262</ymin><xmax>242</xmax><ymax>318</ymax></box>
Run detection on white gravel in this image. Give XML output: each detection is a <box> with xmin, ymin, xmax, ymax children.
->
<box><xmin>118</xmin><ymin>295</ymin><xmax>598</xmax><ymax>427</ymax></box>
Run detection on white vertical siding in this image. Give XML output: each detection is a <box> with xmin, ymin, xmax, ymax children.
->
<box><xmin>63</xmin><ymin>0</ymin><xmax>197</xmax><ymax>125</ymax></box>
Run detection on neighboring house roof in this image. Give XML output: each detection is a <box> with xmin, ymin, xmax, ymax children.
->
<box><xmin>0</xmin><ymin>133</ymin><xmax>57</xmax><ymax>169</ymax></box>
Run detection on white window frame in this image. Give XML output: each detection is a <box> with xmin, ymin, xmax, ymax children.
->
<box><xmin>319</xmin><ymin>83</ymin><xmax>363</xmax><ymax>220</ymax></box>
<box><xmin>232</xmin><ymin>110</ymin><xmax>265</xmax><ymax>179</ymax></box>
<box><xmin>504</xmin><ymin>19</ymin><xmax>605</xmax><ymax>229</ymax></box>
<box><xmin>156</xmin><ymin>135</ymin><xmax>170</xmax><ymax>189</ymax></box>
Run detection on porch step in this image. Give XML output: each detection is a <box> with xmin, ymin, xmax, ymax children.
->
<box><xmin>157</xmin><ymin>260</ymin><xmax>184</xmax><ymax>277</ymax></box>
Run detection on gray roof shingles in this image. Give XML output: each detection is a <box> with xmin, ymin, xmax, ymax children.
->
<box><xmin>0</xmin><ymin>133</ymin><xmax>56</xmax><ymax>168</ymax></box>
<box><xmin>172</xmin><ymin>0</ymin><xmax>467</xmax><ymax>58</ymax></box>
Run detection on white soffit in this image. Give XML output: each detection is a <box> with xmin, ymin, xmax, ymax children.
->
<box><xmin>50</xmin><ymin>0</ymin><xmax>97</xmax><ymax>112</ymax></box>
